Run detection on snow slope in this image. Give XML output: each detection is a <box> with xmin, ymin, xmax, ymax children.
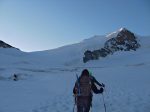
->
<box><xmin>0</xmin><ymin>28</ymin><xmax>150</xmax><ymax>112</ymax></box>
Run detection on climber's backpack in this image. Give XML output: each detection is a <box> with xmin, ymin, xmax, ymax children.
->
<box><xmin>78</xmin><ymin>74</ymin><xmax>92</xmax><ymax>96</ymax></box>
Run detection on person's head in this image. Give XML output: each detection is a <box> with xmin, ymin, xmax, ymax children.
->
<box><xmin>81</xmin><ymin>69</ymin><xmax>89</xmax><ymax>76</ymax></box>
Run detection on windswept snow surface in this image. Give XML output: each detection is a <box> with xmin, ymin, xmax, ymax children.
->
<box><xmin>0</xmin><ymin>35</ymin><xmax>150</xmax><ymax>112</ymax></box>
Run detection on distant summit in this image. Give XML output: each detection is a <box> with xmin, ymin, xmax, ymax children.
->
<box><xmin>105</xmin><ymin>27</ymin><xmax>140</xmax><ymax>51</ymax></box>
<box><xmin>83</xmin><ymin>28</ymin><xmax>141</xmax><ymax>63</ymax></box>
<box><xmin>118</xmin><ymin>27</ymin><xmax>128</xmax><ymax>32</ymax></box>
<box><xmin>0</xmin><ymin>40</ymin><xmax>18</xmax><ymax>49</ymax></box>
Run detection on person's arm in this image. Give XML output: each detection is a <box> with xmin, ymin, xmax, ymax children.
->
<box><xmin>92</xmin><ymin>83</ymin><xmax>104</xmax><ymax>94</ymax></box>
<box><xmin>91</xmin><ymin>75</ymin><xmax>105</xmax><ymax>87</ymax></box>
<box><xmin>92</xmin><ymin>76</ymin><xmax>102</xmax><ymax>87</ymax></box>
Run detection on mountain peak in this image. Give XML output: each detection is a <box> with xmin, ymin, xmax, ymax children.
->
<box><xmin>83</xmin><ymin>27</ymin><xmax>140</xmax><ymax>63</ymax></box>
<box><xmin>118</xmin><ymin>27</ymin><xmax>134</xmax><ymax>34</ymax></box>
<box><xmin>118</xmin><ymin>27</ymin><xmax>128</xmax><ymax>32</ymax></box>
<box><xmin>106</xmin><ymin>27</ymin><xmax>133</xmax><ymax>38</ymax></box>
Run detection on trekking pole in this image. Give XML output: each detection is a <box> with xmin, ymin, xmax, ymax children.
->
<box><xmin>73</xmin><ymin>103</ymin><xmax>75</xmax><ymax>112</ymax></box>
<box><xmin>102</xmin><ymin>92</ymin><xmax>106</xmax><ymax>112</ymax></box>
<box><xmin>73</xmin><ymin>95</ymin><xmax>77</xmax><ymax>112</ymax></box>
<box><xmin>73</xmin><ymin>99</ymin><xmax>75</xmax><ymax>112</ymax></box>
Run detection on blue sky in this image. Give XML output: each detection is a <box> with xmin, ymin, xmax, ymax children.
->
<box><xmin>0</xmin><ymin>0</ymin><xmax>150</xmax><ymax>52</ymax></box>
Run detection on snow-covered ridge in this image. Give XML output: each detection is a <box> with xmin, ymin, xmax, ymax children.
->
<box><xmin>0</xmin><ymin>28</ymin><xmax>150</xmax><ymax>66</ymax></box>
<box><xmin>0</xmin><ymin>28</ymin><xmax>150</xmax><ymax>112</ymax></box>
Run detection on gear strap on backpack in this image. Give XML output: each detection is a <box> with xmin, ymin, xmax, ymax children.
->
<box><xmin>78</xmin><ymin>74</ymin><xmax>92</xmax><ymax>96</ymax></box>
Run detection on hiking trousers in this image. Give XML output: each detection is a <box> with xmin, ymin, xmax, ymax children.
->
<box><xmin>77</xmin><ymin>96</ymin><xmax>92</xmax><ymax>112</ymax></box>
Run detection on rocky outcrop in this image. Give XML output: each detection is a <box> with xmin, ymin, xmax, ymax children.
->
<box><xmin>104</xmin><ymin>28</ymin><xmax>140</xmax><ymax>51</ymax></box>
<box><xmin>0</xmin><ymin>40</ymin><xmax>18</xmax><ymax>49</ymax></box>
<box><xmin>83</xmin><ymin>28</ymin><xmax>141</xmax><ymax>63</ymax></box>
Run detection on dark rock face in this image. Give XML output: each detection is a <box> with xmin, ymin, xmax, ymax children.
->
<box><xmin>83</xmin><ymin>28</ymin><xmax>141</xmax><ymax>63</ymax></box>
<box><xmin>0</xmin><ymin>40</ymin><xmax>16</xmax><ymax>49</ymax></box>
<box><xmin>105</xmin><ymin>28</ymin><xmax>140</xmax><ymax>52</ymax></box>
